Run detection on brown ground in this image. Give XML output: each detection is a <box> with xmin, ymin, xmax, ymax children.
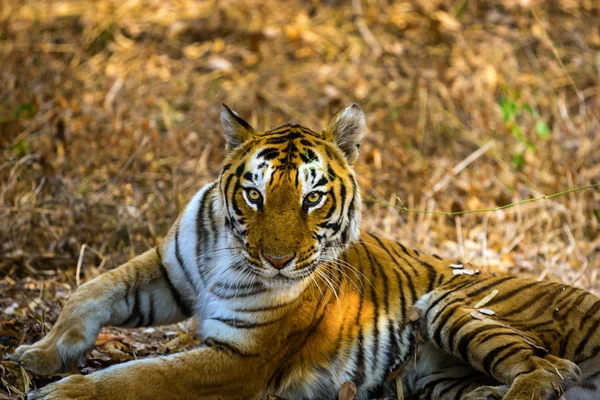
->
<box><xmin>1</xmin><ymin>1</ymin><xmax>599</xmax><ymax>398</ymax></box>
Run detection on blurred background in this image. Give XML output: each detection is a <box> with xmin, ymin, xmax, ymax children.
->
<box><xmin>1</xmin><ymin>0</ymin><xmax>599</xmax><ymax>397</ymax></box>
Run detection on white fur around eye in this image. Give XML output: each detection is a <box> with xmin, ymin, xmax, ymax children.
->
<box><xmin>303</xmin><ymin>192</ymin><xmax>327</xmax><ymax>211</ymax></box>
<box><xmin>242</xmin><ymin>188</ymin><xmax>262</xmax><ymax>210</ymax></box>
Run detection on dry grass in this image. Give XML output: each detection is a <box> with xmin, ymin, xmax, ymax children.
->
<box><xmin>0</xmin><ymin>0</ymin><xmax>599</xmax><ymax>398</ymax></box>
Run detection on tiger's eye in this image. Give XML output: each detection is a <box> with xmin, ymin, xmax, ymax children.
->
<box><xmin>247</xmin><ymin>188</ymin><xmax>261</xmax><ymax>201</ymax></box>
<box><xmin>308</xmin><ymin>192</ymin><xmax>321</xmax><ymax>203</ymax></box>
<box><xmin>304</xmin><ymin>191</ymin><xmax>323</xmax><ymax>209</ymax></box>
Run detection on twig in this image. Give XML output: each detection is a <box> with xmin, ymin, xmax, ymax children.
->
<box><xmin>363</xmin><ymin>183</ymin><xmax>600</xmax><ymax>216</ymax></box>
<box><xmin>429</xmin><ymin>141</ymin><xmax>495</xmax><ymax>197</ymax></box>
<box><xmin>531</xmin><ymin>8</ymin><xmax>600</xmax><ymax>128</ymax></box>
<box><xmin>76</xmin><ymin>244</ymin><xmax>87</xmax><ymax>287</ymax></box>
<box><xmin>352</xmin><ymin>0</ymin><xmax>382</xmax><ymax>57</ymax></box>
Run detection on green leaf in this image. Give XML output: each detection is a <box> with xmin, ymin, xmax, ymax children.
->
<box><xmin>13</xmin><ymin>102</ymin><xmax>36</xmax><ymax>120</ymax></box>
<box><xmin>535</xmin><ymin>121</ymin><xmax>550</xmax><ymax>139</ymax></box>
<box><xmin>12</xmin><ymin>139</ymin><xmax>32</xmax><ymax>157</ymax></box>
<box><xmin>522</xmin><ymin>103</ymin><xmax>539</xmax><ymax>118</ymax></box>
<box><xmin>512</xmin><ymin>152</ymin><xmax>525</xmax><ymax>170</ymax></box>
<box><xmin>511</xmin><ymin>125</ymin><xmax>525</xmax><ymax>141</ymax></box>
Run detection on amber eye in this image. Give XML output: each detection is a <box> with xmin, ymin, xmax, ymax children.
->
<box><xmin>245</xmin><ymin>188</ymin><xmax>263</xmax><ymax>205</ymax></box>
<box><xmin>303</xmin><ymin>191</ymin><xmax>323</xmax><ymax>209</ymax></box>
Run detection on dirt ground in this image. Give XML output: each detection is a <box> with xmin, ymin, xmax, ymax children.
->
<box><xmin>1</xmin><ymin>1</ymin><xmax>599</xmax><ymax>398</ymax></box>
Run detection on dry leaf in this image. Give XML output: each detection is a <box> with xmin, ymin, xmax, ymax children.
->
<box><xmin>396</xmin><ymin>376</ymin><xmax>405</xmax><ymax>400</ymax></box>
<box><xmin>453</xmin><ymin>269</ymin><xmax>478</xmax><ymax>276</ymax></box>
<box><xmin>433</xmin><ymin>11</ymin><xmax>461</xmax><ymax>32</ymax></box>
<box><xmin>474</xmin><ymin>289</ymin><xmax>499</xmax><ymax>309</ymax></box>
<box><xmin>337</xmin><ymin>381</ymin><xmax>357</xmax><ymax>400</ymax></box>
<box><xmin>95</xmin><ymin>333</ymin><xmax>125</xmax><ymax>346</ymax></box>
<box><xmin>470</xmin><ymin>311</ymin><xmax>487</xmax><ymax>320</ymax></box>
<box><xmin>405</xmin><ymin>306</ymin><xmax>421</xmax><ymax>323</ymax></box>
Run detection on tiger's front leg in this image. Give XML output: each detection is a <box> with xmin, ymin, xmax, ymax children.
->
<box><xmin>26</xmin><ymin>346</ymin><xmax>270</xmax><ymax>400</ymax></box>
<box><xmin>10</xmin><ymin>247</ymin><xmax>193</xmax><ymax>375</ymax></box>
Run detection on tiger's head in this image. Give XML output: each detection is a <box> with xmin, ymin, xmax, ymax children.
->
<box><xmin>218</xmin><ymin>104</ymin><xmax>365</xmax><ymax>286</ymax></box>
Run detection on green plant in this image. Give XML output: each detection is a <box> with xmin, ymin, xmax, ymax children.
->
<box><xmin>498</xmin><ymin>94</ymin><xmax>550</xmax><ymax>169</ymax></box>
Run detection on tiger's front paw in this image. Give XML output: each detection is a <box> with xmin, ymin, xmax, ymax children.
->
<box><xmin>10</xmin><ymin>342</ymin><xmax>64</xmax><ymax>376</ymax></box>
<box><xmin>27</xmin><ymin>375</ymin><xmax>96</xmax><ymax>400</ymax></box>
<box><xmin>10</xmin><ymin>328</ymin><xmax>88</xmax><ymax>375</ymax></box>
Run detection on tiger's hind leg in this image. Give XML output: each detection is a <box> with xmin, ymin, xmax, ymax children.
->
<box><xmin>417</xmin><ymin>288</ymin><xmax>581</xmax><ymax>400</ymax></box>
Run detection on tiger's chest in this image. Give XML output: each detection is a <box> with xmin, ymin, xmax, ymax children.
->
<box><xmin>276</xmin><ymin>313</ymin><xmax>418</xmax><ymax>400</ymax></box>
<box><xmin>193</xmin><ymin>278</ymin><xmax>310</xmax><ymax>353</ymax></box>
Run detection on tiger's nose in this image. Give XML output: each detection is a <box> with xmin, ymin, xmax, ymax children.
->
<box><xmin>263</xmin><ymin>253</ymin><xmax>295</xmax><ymax>270</ymax></box>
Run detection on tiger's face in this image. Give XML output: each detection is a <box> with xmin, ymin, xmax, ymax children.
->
<box><xmin>218</xmin><ymin>105</ymin><xmax>365</xmax><ymax>286</ymax></box>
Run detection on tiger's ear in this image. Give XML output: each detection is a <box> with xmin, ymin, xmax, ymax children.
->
<box><xmin>220</xmin><ymin>104</ymin><xmax>256</xmax><ymax>150</ymax></box>
<box><xmin>322</xmin><ymin>104</ymin><xmax>366</xmax><ymax>164</ymax></box>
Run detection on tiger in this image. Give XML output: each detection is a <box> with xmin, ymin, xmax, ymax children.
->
<box><xmin>11</xmin><ymin>104</ymin><xmax>600</xmax><ymax>400</ymax></box>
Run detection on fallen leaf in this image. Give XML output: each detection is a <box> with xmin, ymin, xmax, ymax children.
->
<box><xmin>337</xmin><ymin>380</ymin><xmax>357</xmax><ymax>400</ymax></box>
<box><xmin>474</xmin><ymin>289</ymin><xmax>499</xmax><ymax>308</ymax></box>
<box><xmin>95</xmin><ymin>333</ymin><xmax>125</xmax><ymax>346</ymax></box>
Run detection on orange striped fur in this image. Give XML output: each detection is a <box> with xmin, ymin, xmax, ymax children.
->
<box><xmin>13</xmin><ymin>105</ymin><xmax>600</xmax><ymax>400</ymax></box>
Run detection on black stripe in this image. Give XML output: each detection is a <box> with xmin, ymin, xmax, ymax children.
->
<box><xmin>203</xmin><ymin>337</ymin><xmax>259</xmax><ymax>358</ymax></box>
<box><xmin>477</xmin><ymin>331</ymin><xmax>523</xmax><ymax>345</ymax></box>
<box><xmin>424</xmin><ymin>377</ymin><xmax>460</xmax><ymax>393</ymax></box>
<box><xmin>483</xmin><ymin>280</ymin><xmax>543</xmax><ymax>306</ymax></box>
<box><xmin>133</xmin><ymin>289</ymin><xmax>144</xmax><ymax>328</ymax></box>
<box><xmin>391</xmin><ymin>267</ymin><xmax>407</xmax><ymax>324</ymax></box>
<box><xmin>353</xmin><ymin>331</ymin><xmax>366</xmax><ymax>388</ymax></box>
<box><xmin>454</xmin><ymin>381</ymin><xmax>474</xmax><ymax>399</ymax></box>
<box><xmin>392</xmin><ymin>248</ymin><xmax>419</xmax><ymax>277</ymax></box>
<box><xmin>457</xmin><ymin>325</ymin><xmax>498</xmax><ymax>362</ymax></box>
<box><xmin>211</xmin><ymin>316</ymin><xmax>284</xmax><ymax>329</ymax></box>
<box><xmin>358</xmin><ymin>242</ymin><xmax>380</xmax><ymax>370</ymax></box>
<box><xmin>556</xmin><ymin>291</ymin><xmax>588</xmax><ymax>320</ymax></box>
<box><xmin>210</xmin><ymin>286</ymin><xmax>269</xmax><ymax>299</ymax></box>
<box><xmin>576</xmin><ymin>317</ymin><xmax>600</xmax><ymax>356</ymax></box>
<box><xmin>195</xmin><ymin>186</ymin><xmax>211</xmax><ymax>263</ymax></box>
<box><xmin>365</xmin><ymin>235</ymin><xmax>391</xmax><ymax>313</ymax></box>
<box><xmin>403</xmin><ymin>247</ymin><xmax>437</xmax><ymax>292</ymax></box>
<box><xmin>158</xmin><ymin>262</ymin><xmax>193</xmax><ymax>317</ymax></box>
<box><xmin>426</xmin><ymin>279</ymin><xmax>479</xmax><ymax>321</ymax></box>
<box><xmin>579</xmin><ymin>299</ymin><xmax>600</xmax><ymax>329</ymax></box>
<box><xmin>437</xmin><ymin>377</ymin><xmax>468</xmax><ymax>398</ymax></box>
<box><xmin>174</xmin><ymin>224</ymin><xmax>194</xmax><ymax>284</ymax></box>
<box><xmin>489</xmin><ymin>345</ymin><xmax>529</xmax><ymax>377</ymax></box>
<box><xmin>447</xmin><ymin>313</ymin><xmax>473</xmax><ymax>352</ymax></box>
<box><xmin>207</xmin><ymin>186</ymin><xmax>218</xmax><ymax>247</ymax></box>
<box><xmin>502</xmin><ymin>290</ymin><xmax>551</xmax><ymax>318</ymax></box>
<box><xmin>432</xmin><ymin>303</ymin><xmax>463</xmax><ymax>346</ymax></box>
<box><xmin>123</xmin><ymin>287</ymin><xmax>141</xmax><ymax>327</ymax></box>
<box><xmin>482</xmin><ymin>341</ymin><xmax>522</xmax><ymax>376</ymax></box>
<box><xmin>232</xmin><ymin>296</ymin><xmax>300</xmax><ymax>313</ymax></box>
<box><xmin>559</xmin><ymin>328</ymin><xmax>573</xmax><ymax>358</ymax></box>
<box><xmin>393</xmin><ymin>242</ymin><xmax>419</xmax><ymax>276</ymax></box>
<box><xmin>147</xmin><ymin>293</ymin><xmax>155</xmax><ymax>326</ymax></box>
<box><xmin>466</xmin><ymin>276</ymin><xmax>516</xmax><ymax>298</ymax></box>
